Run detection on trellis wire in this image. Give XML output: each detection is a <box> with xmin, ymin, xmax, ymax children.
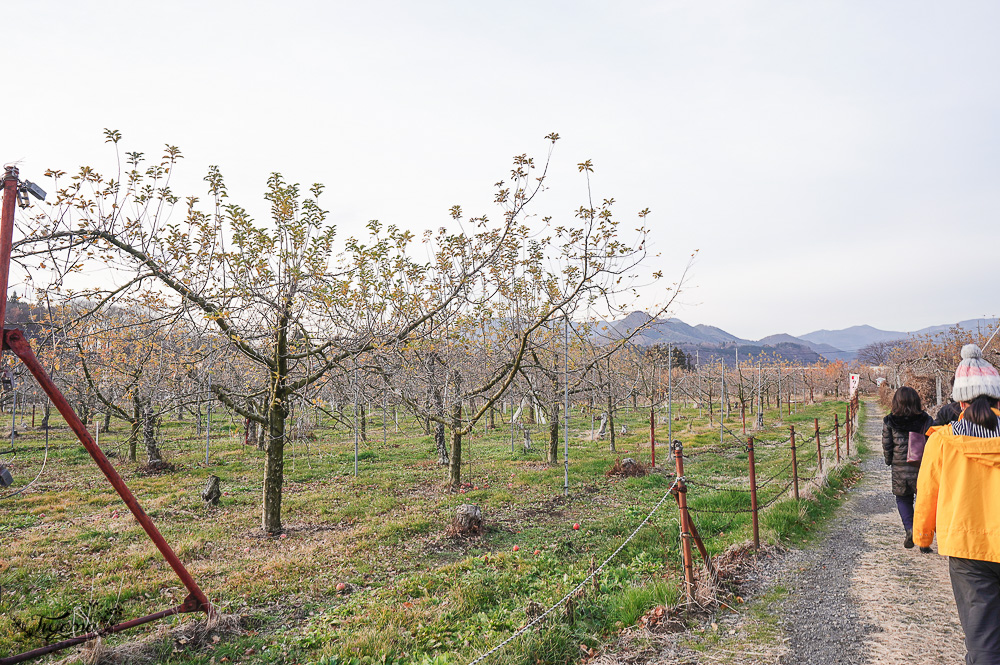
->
<box><xmin>0</xmin><ymin>400</ymin><xmax>50</xmax><ymax>501</ymax></box>
<box><xmin>467</xmin><ymin>479</ymin><xmax>678</xmax><ymax>665</ymax></box>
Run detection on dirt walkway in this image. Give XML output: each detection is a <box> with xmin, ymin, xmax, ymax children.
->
<box><xmin>597</xmin><ymin>401</ymin><xmax>966</xmax><ymax>664</ymax></box>
<box><xmin>771</xmin><ymin>401</ymin><xmax>965</xmax><ymax>664</ymax></box>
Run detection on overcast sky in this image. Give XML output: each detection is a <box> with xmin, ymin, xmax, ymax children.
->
<box><xmin>6</xmin><ymin>1</ymin><xmax>998</xmax><ymax>340</ymax></box>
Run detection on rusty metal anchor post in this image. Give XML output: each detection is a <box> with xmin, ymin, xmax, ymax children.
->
<box><xmin>672</xmin><ymin>440</ymin><xmax>695</xmax><ymax>605</ymax></box>
<box><xmin>747</xmin><ymin>436</ymin><xmax>760</xmax><ymax>550</ymax></box>
<box><xmin>0</xmin><ymin>166</ymin><xmax>212</xmax><ymax>665</ymax></box>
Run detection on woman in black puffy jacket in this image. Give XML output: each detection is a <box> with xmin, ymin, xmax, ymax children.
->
<box><xmin>882</xmin><ymin>386</ymin><xmax>934</xmax><ymax>549</ymax></box>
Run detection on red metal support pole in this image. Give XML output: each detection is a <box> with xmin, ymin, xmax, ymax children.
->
<box><xmin>846</xmin><ymin>403</ymin><xmax>852</xmax><ymax>456</ymax></box>
<box><xmin>0</xmin><ymin>169</ymin><xmax>211</xmax><ymax>665</ymax></box>
<box><xmin>836</xmin><ymin>411</ymin><xmax>842</xmax><ymax>463</ymax></box>
<box><xmin>747</xmin><ymin>436</ymin><xmax>760</xmax><ymax>549</ymax></box>
<box><xmin>789</xmin><ymin>425</ymin><xmax>799</xmax><ymax>500</ymax></box>
<box><xmin>673</xmin><ymin>440</ymin><xmax>694</xmax><ymax>603</ymax></box>
<box><xmin>815</xmin><ymin>419</ymin><xmax>823</xmax><ymax>472</ymax></box>
<box><xmin>0</xmin><ymin>597</ymin><xmax>200</xmax><ymax>665</ymax></box>
<box><xmin>3</xmin><ymin>329</ymin><xmax>213</xmax><ymax>615</ymax></box>
<box><xmin>0</xmin><ymin>166</ymin><xmax>19</xmax><ymax>330</ymax></box>
<box><xmin>834</xmin><ymin>413</ymin><xmax>840</xmax><ymax>461</ymax></box>
<box><xmin>813</xmin><ymin>417</ymin><xmax>821</xmax><ymax>469</ymax></box>
<box><xmin>846</xmin><ymin>405</ymin><xmax>851</xmax><ymax>458</ymax></box>
<box><xmin>649</xmin><ymin>406</ymin><xmax>655</xmax><ymax>468</ymax></box>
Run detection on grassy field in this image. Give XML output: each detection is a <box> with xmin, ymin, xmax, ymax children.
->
<box><xmin>0</xmin><ymin>397</ymin><xmax>863</xmax><ymax>664</ymax></box>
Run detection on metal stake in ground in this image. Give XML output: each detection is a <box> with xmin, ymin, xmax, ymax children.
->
<box><xmin>815</xmin><ymin>416</ymin><xmax>823</xmax><ymax>472</ymax></box>
<box><xmin>563</xmin><ymin>312</ymin><xmax>569</xmax><ymax>496</ymax></box>
<box><xmin>748</xmin><ymin>436</ymin><xmax>760</xmax><ymax>549</ymax></box>
<box><xmin>836</xmin><ymin>410</ymin><xmax>842</xmax><ymax>462</ymax></box>
<box><xmin>834</xmin><ymin>413</ymin><xmax>840</xmax><ymax>462</ymax></box>
<box><xmin>205</xmin><ymin>375</ymin><xmax>212</xmax><ymax>465</ymax></box>
<box><xmin>846</xmin><ymin>403</ymin><xmax>852</xmax><ymax>457</ymax></box>
<box><xmin>672</xmin><ymin>439</ymin><xmax>695</xmax><ymax>605</ymax></box>
<box><xmin>813</xmin><ymin>417</ymin><xmax>821</xmax><ymax>469</ymax></box>
<box><xmin>790</xmin><ymin>425</ymin><xmax>799</xmax><ymax>500</ymax></box>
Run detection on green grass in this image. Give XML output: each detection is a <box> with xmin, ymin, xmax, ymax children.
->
<box><xmin>0</xmin><ymin>397</ymin><xmax>868</xmax><ymax>664</ymax></box>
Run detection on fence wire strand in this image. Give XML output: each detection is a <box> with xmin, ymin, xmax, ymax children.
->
<box><xmin>467</xmin><ymin>480</ymin><xmax>678</xmax><ymax>665</ymax></box>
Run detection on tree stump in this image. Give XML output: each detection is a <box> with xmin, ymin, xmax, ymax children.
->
<box><xmin>454</xmin><ymin>503</ymin><xmax>483</xmax><ymax>536</ymax></box>
<box><xmin>202</xmin><ymin>474</ymin><xmax>222</xmax><ymax>506</ymax></box>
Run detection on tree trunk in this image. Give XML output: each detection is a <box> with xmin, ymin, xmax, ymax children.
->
<box><xmin>102</xmin><ymin>409</ymin><xmax>112</xmax><ymax>434</ymax></box>
<box><xmin>448</xmin><ymin>400</ymin><xmax>463</xmax><ymax>488</ymax></box>
<box><xmin>548</xmin><ymin>402</ymin><xmax>559</xmax><ymax>465</ymax></box>
<box><xmin>431</xmin><ymin>357</ymin><xmax>446</xmax><ymax>463</ymax></box>
<box><xmin>607</xmin><ymin>391</ymin><xmax>616</xmax><ymax>453</ymax></box>
<box><xmin>143</xmin><ymin>404</ymin><xmax>162</xmax><ymax>463</ymax></box>
<box><xmin>359</xmin><ymin>401</ymin><xmax>367</xmax><ymax>442</ymax></box>
<box><xmin>262</xmin><ymin>309</ymin><xmax>290</xmax><ymax>535</ymax></box>
<box><xmin>79</xmin><ymin>398</ymin><xmax>90</xmax><ymax>427</ymax></box>
<box><xmin>129</xmin><ymin>394</ymin><xmax>141</xmax><ymax>462</ymax></box>
<box><xmin>262</xmin><ymin>398</ymin><xmax>287</xmax><ymax>534</ymax></box>
<box><xmin>548</xmin><ymin>367</ymin><xmax>560</xmax><ymax>464</ymax></box>
<box><xmin>435</xmin><ymin>423</ymin><xmax>448</xmax><ymax>465</ymax></box>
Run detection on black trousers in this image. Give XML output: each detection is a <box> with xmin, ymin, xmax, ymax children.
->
<box><xmin>950</xmin><ymin>556</ymin><xmax>1000</xmax><ymax>665</ymax></box>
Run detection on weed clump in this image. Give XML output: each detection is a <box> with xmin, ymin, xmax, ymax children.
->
<box><xmin>606</xmin><ymin>457</ymin><xmax>647</xmax><ymax>478</ymax></box>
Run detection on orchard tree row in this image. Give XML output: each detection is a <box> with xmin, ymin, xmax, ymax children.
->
<box><xmin>6</xmin><ymin>131</ymin><xmax>689</xmax><ymax>534</ymax></box>
<box><xmin>5</xmin><ymin>131</ymin><xmax>862</xmax><ymax>535</ymax></box>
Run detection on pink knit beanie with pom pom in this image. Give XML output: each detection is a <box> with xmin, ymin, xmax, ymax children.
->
<box><xmin>952</xmin><ymin>344</ymin><xmax>1000</xmax><ymax>402</ymax></box>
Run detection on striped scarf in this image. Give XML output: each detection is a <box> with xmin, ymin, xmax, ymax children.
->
<box><xmin>953</xmin><ymin>419</ymin><xmax>1000</xmax><ymax>438</ymax></box>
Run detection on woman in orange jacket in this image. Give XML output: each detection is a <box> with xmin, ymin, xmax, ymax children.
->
<box><xmin>914</xmin><ymin>344</ymin><xmax>1000</xmax><ymax>664</ymax></box>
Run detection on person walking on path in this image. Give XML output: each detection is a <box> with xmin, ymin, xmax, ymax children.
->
<box><xmin>915</xmin><ymin>344</ymin><xmax>1000</xmax><ymax>664</ymax></box>
<box><xmin>882</xmin><ymin>386</ymin><xmax>933</xmax><ymax>549</ymax></box>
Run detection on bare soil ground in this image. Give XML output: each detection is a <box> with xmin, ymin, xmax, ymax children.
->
<box><xmin>593</xmin><ymin>401</ymin><xmax>967</xmax><ymax>664</ymax></box>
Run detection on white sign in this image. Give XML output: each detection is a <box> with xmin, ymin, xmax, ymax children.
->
<box><xmin>849</xmin><ymin>373</ymin><xmax>861</xmax><ymax>397</ymax></box>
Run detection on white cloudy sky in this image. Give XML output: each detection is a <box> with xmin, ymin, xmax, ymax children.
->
<box><xmin>5</xmin><ymin>1</ymin><xmax>998</xmax><ymax>339</ymax></box>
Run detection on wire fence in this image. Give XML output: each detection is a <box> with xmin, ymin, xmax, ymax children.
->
<box><xmin>468</xmin><ymin>396</ymin><xmax>861</xmax><ymax>663</ymax></box>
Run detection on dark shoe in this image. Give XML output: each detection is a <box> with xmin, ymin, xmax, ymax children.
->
<box><xmin>904</xmin><ymin>531</ymin><xmax>914</xmax><ymax>549</ymax></box>
<box><xmin>920</xmin><ymin>546</ymin><xmax>933</xmax><ymax>554</ymax></box>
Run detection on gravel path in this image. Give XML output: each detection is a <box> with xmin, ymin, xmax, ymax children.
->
<box><xmin>596</xmin><ymin>401</ymin><xmax>966</xmax><ymax>664</ymax></box>
<box><xmin>770</xmin><ymin>402</ymin><xmax>965</xmax><ymax>664</ymax></box>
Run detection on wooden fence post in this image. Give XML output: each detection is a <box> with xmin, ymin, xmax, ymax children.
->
<box><xmin>790</xmin><ymin>425</ymin><xmax>799</xmax><ymax>500</ymax></box>
<box><xmin>748</xmin><ymin>436</ymin><xmax>760</xmax><ymax>550</ymax></box>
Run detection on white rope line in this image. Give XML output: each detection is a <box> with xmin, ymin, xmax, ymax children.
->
<box><xmin>466</xmin><ymin>480</ymin><xmax>678</xmax><ymax>665</ymax></box>
<box><xmin>0</xmin><ymin>408</ymin><xmax>49</xmax><ymax>501</ymax></box>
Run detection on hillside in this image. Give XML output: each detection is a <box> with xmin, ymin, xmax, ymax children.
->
<box><xmin>591</xmin><ymin>313</ymin><xmax>998</xmax><ymax>365</ymax></box>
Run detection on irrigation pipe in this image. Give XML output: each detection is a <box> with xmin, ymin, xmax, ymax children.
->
<box><xmin>466</xmin><ymin>480</ymin><xmax>678</xmax><ymax>665</ymax></box>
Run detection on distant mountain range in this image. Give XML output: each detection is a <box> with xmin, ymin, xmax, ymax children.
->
<box><xmin>592</xmin><ymin>314</ymin><xmax>999</xmax><ymax>365</ymax></box>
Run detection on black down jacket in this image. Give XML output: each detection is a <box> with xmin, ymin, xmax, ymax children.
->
<box><xmin>882</xmin><ymin>412</ymin><xmax>934</xmax><ymax>497</ymax></box>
